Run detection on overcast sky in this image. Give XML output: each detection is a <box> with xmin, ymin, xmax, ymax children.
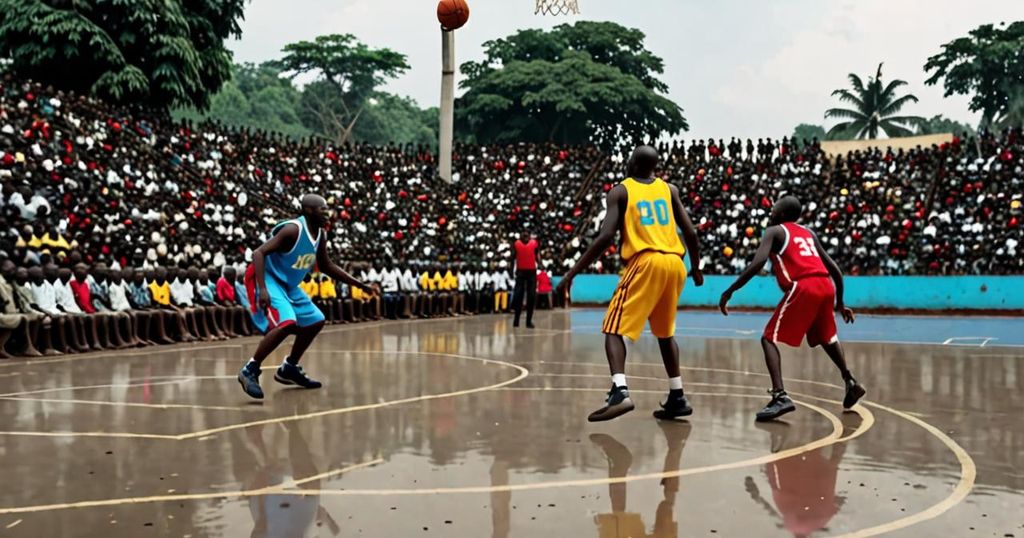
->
<box><xmin>229</xmin><ymin>0</ymin><xmax>1023</xmax><ymax>140</ymax></box>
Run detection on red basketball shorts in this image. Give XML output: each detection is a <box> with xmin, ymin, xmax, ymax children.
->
<box><xmin>763</xmin><ymin>276</ymin><xmax>838</xmax><ymax>348</ymax></box>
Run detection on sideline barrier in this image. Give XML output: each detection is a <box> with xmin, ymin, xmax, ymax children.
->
<box><xmin>558</xmin><ymin>275</ymin><xmax>1024</xmax><ymax>311</ymax></box>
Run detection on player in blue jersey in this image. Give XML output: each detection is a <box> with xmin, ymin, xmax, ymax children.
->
<box><xmin>237</xmin><ymin>194</ymin><xmax>378</xmax><ymax>399</ymax></box>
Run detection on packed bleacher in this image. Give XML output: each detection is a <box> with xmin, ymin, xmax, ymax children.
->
<box><xmin>0</xmin><ymin>75</ymin><xmax>1021</xmax><ymax>356</ymax></box>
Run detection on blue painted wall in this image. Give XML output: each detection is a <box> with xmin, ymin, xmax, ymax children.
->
<box><xmin>557</xmin><ymin>275</ymin><xmax>1024</xmax><ymax>310</ymax></box>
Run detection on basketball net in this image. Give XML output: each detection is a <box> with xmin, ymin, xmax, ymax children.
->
<box><xmin>535</xmin><ymin>0</ymin><xmax>580</xmax><ymax>16</ymax></box>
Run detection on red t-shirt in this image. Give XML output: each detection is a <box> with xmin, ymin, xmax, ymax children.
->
<box><xmin>216</xmin><ymin>277</ymin><xmax>235</xmax><ymax>302</ymax></box>
<box><xmin>69</xmin><ymin>279</ymin><xmax>96</xmax><ymax>313</ymax></box>
<box><xmin>514</xmin><ymin>239</ymin><xmax>538</xmax><ymax>271</ymax></box>
<box><xmin>537</xmin><ymin>271</ymin><xmax>552</xmax><ymax>293</ymax></box>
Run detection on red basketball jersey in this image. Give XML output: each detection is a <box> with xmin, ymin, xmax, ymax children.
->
<box><xmin>770</xmin><ymin>222</ymin><xmax>829</xmax><ymax>290</ymax></box>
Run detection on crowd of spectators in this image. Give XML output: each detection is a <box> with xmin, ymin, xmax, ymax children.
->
<box><xmin>0</xmin><ymin>73</ymin><xmax>1021</xmax><ymax>332</ymax></box>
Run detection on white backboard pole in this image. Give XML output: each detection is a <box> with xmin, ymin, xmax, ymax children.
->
<box><xmin>439</xmin><ymin>30</ymin><xmax>455</xmax><ymax>183</ymax></box>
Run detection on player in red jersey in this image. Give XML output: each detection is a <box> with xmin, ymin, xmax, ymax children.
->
<box><xmin>719</xmin><ymin>195</ymin><xmax>866</xmax><ymax>421</ymax></box>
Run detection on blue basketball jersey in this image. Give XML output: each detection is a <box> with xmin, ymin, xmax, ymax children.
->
<box><xmin>265</xmin><ymin>216</ymin><xmax>321</xmax><ymax>288</ymax></box>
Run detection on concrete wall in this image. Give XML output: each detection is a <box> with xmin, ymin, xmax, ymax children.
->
<box><xmin>560</xmin><ymin>275</ymin><xmax>1024</xmax><ymax>310</ymax></box>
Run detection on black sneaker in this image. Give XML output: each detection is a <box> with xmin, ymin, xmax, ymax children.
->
<box><xmin>843</xmin><ymin>378</ymin><xmax>866</xmax><ymax>409</ymax></box>
<box><xmin>588</xmin><ymin>385</ymin><xmax>635</xmax><ymax>422</ymax></box>
<box><xmin>237</xmin><ymin>363</ymin><xmax>264</xmax><ymax>399</ymax></box>
<box><xmin>653</xmin><ymin>391</ymin><xmax>693</xmax><ymax>420</ymax></box>
<box><xmin>526</xmin><ymin>322</ymin><xmax>535</xmax><ymax>329</ymax></box>
<box><xmin>274</xmin><ymin>362</ymin><xmax>323</xmax><ymax>389</ymax></box>
<box><xmin>755</xmin><ymin>390</ymin><xmax>795</xmax><ymax>422</ymax></box>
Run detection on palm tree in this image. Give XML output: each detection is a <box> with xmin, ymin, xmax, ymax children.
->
<box><xmin>825</xmin><ymin>63</ymin><xmax>924</xmax><ymax>139</ymax></box>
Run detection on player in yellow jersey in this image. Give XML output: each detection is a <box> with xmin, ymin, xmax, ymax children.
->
<box><xmin>557</xmin><ymin>146</ymin><xmax>703</xmax><ymax>422</ymax></box>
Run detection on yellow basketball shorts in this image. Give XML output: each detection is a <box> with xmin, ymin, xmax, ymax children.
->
<box><xmin>602</xmin><ymin>251</ymin><xmax>686</xmax><ymax>341</ymax></box>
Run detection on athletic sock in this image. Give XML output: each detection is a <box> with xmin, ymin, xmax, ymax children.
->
<box><xmin>612</xmin><ymin>373</ymin><xmax>627</xmax><ymax>388</ymax></box>
<box><xmin>668</xmin><ymin>376</ymin><xmax>683</xmax><ymax>391</ymax></box>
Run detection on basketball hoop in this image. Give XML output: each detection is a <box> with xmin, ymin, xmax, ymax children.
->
<box><xmin>535</xmin><ymin>0</ymin><xmax>580</xmax><ymax>16</ymax></box>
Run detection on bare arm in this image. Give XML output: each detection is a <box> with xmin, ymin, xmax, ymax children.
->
<box><xmin>812</xmin><ymin>232</ymin><xmax>855</xmax><ymax>323</ymax></box>
<box><xmin>561</xmin><ymin>185</ymin><xmax>625</xmax><ymax>281</ymax></box>
<box><xmin>669</xmin><ymin>184</ymin><xmax>703</xmax><ymax>284</ymax></box>
<box><xmin>315</xmin><ymin>239</ymin><xmax>374</xmax><ymax>294</ymax></box>
<box><xmin>252</xmin><ymin>224</ymin><xmax>299</xmax><ymax>294</ymax></box>
<box><xmin>719</xmin><ymin>226</ymin><xmax>784</xmax><ymax>315</ymax></box>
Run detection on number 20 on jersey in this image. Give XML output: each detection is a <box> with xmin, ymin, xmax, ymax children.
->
<box><xmin>638</xmin><ymin>200</ymin><xmax>670</xmax><ymax>226</ymax></box>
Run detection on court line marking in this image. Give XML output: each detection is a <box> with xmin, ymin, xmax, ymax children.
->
<box><xmin>0</xmin><ymin>389</ymin><xmax>848</xmax><ymax>514</ymax></box>
<box><xmin>533</xmin><ymin>367</ymin><xmax>974</xmax><ymax>538</ymax></box>
<box><xmin>0</xmin><ymin>396</ymin><xmax>257</xmax><ymax>413</ymax></box>
<box><xmin>942</xmin><ymin>336</ymin><xmax>996</xmax><ymax>346</ymax></box>
<box><xmin>0</xmin><ymin>376</ymin><xmax>235</xmax><ymax>398</ymax></box>
<box><xmin>536</xmin><ymin>360</ymin><xmax>846</xmax><ymax>391</ymax></box>
<box><xmin>0</xmin><ymin>351</ymin><xmax>528</xmax><ymax>440</ymax></box>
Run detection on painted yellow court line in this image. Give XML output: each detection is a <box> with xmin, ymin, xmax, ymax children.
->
<box><xmin>0</xmin><ymin>396</ymin><xmax>257</xmax><ymax>412</ymax></box>
<box><xmin>536</xmin><ymin>360</ymin><xmax>845</xmax><ymax>391</ymax></box>
<box><xmin>0</xmin><ymin>431</ymin><xmax>177</xmax><ymax>440</ymax></box>
<box><xmin>279</xmin><ymin>458</ymin><xmax>385</xmax><ymax>489</ymax></box>
<box><xmin>0</xmin><ymin>376</ymin><xmax>234</xmax><ymax>399</ymax></box>
<box><xmin>834</xmin><ymin>399</ymin><xmax>976</xmax><ymax>538</ymax></box>
<box><xmin>174</xmin><ymin>351</ymin><xmax>529</xmax><ymax>440</ymax></box>
<box><xmin>289</xmin><ymin>391</ymin><xmax>845</xmax><ymax>497</ymax></box>
<box><xmin>0</xmin><ymin>457</ymin><xmax>383</xmax><ymax>514</ymax></box>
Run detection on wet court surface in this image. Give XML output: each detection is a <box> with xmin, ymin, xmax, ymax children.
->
<box><xmin>0</xmin><ymin>310</ymin><xmax>1021</xmax><ymax>537</ymax></box>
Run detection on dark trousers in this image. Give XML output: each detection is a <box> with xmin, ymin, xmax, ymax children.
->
<box><xmin>512</xmin><ymin>269</ymin><xmax>537</xmax><ymax>324</ymax></box>
<box><xmin>383</xmin><ymin>293</ymin><xmax>401</xmax><ymax>319</ymax></box>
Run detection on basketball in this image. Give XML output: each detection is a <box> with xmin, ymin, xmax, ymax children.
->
<box><xmin>437</xmin><ymin>0</ymin><xmax>470</xmax><ymax>30</ymax></box>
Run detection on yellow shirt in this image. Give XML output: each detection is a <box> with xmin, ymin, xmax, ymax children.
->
<box><xmin>419</xmin><ymin>272</ymin><xmax>435</xmax><ymax>291</ymax></box>
<box><xmin>442</xmin><ymin>271</ymin><xmax>457</xmax><ymax>291</ymax></box>
<box><xmin>319</xmin><ymin>279</ymin><xmax>337</xmax><ymax>299</ymax></box>
<box><xmin>299</xmin><ymin>279</ymin><xmax>319</xmax><ymax>298</ymax></box>
<box><xmin>430</xmin><ymin>272</ymin><xmax>444</xmax><ymax>291</ymax></box>
<box><xmin>619</xmin><ymin>178</ymin><xmax>685</xmax><ymax>261</ymax></box>
<box><xmin>352</xmin><ymin>286</ymin><xmax>368</xmax><ymax>300</ymax></box>
<box><xmin>149</xmin><ymin>281</ymin><xmax>171</xmax><ymax>306</ymax></box>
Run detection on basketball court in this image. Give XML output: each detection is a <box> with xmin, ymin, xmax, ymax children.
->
<box><xmin>0</xmin><ymin>310</ymin><xmax>1020</xmax><ymax>537</ymax></box>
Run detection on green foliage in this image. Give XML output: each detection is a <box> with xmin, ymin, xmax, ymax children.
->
<box><xmin>916</xmin><ymin>114</ymin><xmax>976</xmax><ymax>136</ymax></box>
<box><xmin>792</xmin><ymin>123</ymin><xmax>826</xmax><ymax>143</ymax></box>
<box><xmin>0</xmin><ymin>0</ymin><xmax>244</xmax><ymax>110</ymax></box>
<box><xmin>275</xmin><ymin>34</ymin><xmax>409</xmax><ymax>143</ymax></box>
<box><xmin>457</xmin><ymin>22</ymin><xmax>687</xmax><ymax>148</ymax></box>
<box><xmin>174</xmin><ymin>63</ymin><xmax>312</xmax><ymax>139</ymax></box>
<box><xmin>924</xmin><ymin>21</ymin><xmax>1024</xmax><ymax>129</ymax></box>
<box><xmin>354</xmin><ymin>93</ymin><xmax>438</xmax><ymax>148</ymax></box>
<box><xmin>824</xmin><ymin>63</ymin><xmax>924</xmax><ymax>139</ymax></box>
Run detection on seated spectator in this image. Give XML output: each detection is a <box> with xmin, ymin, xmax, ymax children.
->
<box><xmin>151</xmin><ymin>266</ymin><xmax>198</xmax><ymax>342</ymax></box>
<box><xmin>89</xmin><ymin>263</ymin><xmax>139</xmax><ymax>347</ymax></box>
<box><xmin>11</xmin><ymin>265</ymin><xmax>59</xmax><ymax>355</ymax></box>
<box><xmin>216</xmin><ymin>267</ymin><xmax>251</xmax><ymax>337</ymax></box>
<box><xmin>195</xmin><ymin>267</ymin><xmax>234</xmax><ymax>338</ymax></box>
<box><xmin>28</xmin><ymin>265</ymin><xmax>86</xmax><ymax>353</ymax></box>
<box><xmin>58</xmin><ymin>265</ymin><xmax>108</xmax><ymax>349</ymax></box>
<box><xmin>0</xmin><ymin>260</ymin><xmax>42</xmax><ymax>357</ymax></box>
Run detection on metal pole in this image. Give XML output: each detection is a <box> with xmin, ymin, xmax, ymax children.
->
<box><xmin>439</xmin><ymin>30</ymin><xmax>455</xmax><ymax>183</ymax></box>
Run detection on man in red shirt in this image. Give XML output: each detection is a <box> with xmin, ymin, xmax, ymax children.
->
<box><xmin>511</xmin><ymin>232</ymin><xmax>538</xmax><ymax>328</ymax></box>
<box><xmin>70</xmin><ymin>263</ymin><xmax>125</xmax><ymax>348</ymax></box>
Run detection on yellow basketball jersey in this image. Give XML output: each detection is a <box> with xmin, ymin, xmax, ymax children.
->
<box><xmin>620</xmin><ymin>178</ymin><xmax>685</xmax><ymax>261</ymax></box>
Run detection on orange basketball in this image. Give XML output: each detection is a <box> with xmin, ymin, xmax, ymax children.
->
<box><xmin>437</xmin><ymin>0</ymin><xmax>470</xmax><ymax>30</ymax></box>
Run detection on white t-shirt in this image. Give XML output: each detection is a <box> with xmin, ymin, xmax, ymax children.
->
<box><xmin>31</xmin><ymin>281</ymin><xmax>60</xmax><ymax>316</ymax></box>
<box><xmin>400</xmin><ymin>269</ymin><xmax>418</xmax><ymax>292</ymax></box>
<box><xmin>380</xmin><ymin>269</ymin><xmax>400</xmax><ymax>293</ymax></box>
<box><xmin>170</xmin><ymin>278</ymin><xmax>195</xmax><ymax>306</ymax></box>
<box><xmin>491</xmin><ymin>272</ymin><xmax>511</xmax><ymax>291</ymax></box>
<box><xmin>54</xmin><ymin>280</ymin><xmax>83</xmax><ymax>313</ymax></box>
<box><xmin>108</xmin><ymin>281</ymin><xmax>132</xmax><ymax>311</ymax></box>
<box><xmin>478</xmin><ymin>272</ymin><xmax>493</xmax><ymax>289</ymax></box>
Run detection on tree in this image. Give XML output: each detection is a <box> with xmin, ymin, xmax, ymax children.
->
<box><xmin>916</xmin><ymin>115</ymin><xmax>976</xmax><ymax>136</ymax></box>
<box><xmin>175</xmin><ymin>63</ymin><xmax>312</xmax><ymax>140</ymax></box>
<box><xmin>0</xmin><ymin>0</ymin><xmax>245</xmax><ymax>110</ymax></box>
<box><xmin>924</xmin><ymin>21</ymin><xmax>1024</xmax><ymax>129</ymax></box>
<box><xmin>457</xmin><ymin>22</ymin><xmax>687</xmax><ymax>148</ymax></box>
<box><xmin>792</xmin><ymin>123</ymin><xmax>826</xmax><ymax>144</ymax></box>
<box><xmin>275</xmin><ymin>34</ymin><xmax>409</xmax><ymax>143</ymax></box>
<box><xmin>824</xmin><ymin>63</ymin><xmax>924</xmax><ymax>139</ymax></box>
<box><xmin>354</xmin><ymin>93</ymin><xmax>438</xmax><ymax>148</ymax></box>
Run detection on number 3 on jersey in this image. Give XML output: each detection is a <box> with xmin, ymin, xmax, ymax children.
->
<box><xmin>638</xmin><ymin>200</ymin><xmax>670</xmax><ymax>226</ymax></box>
<box><xmin>292</xmin><ymin>253</ymin><xmax>316</xmax><ymax>270</ymax></box>
<box><xmin>793</xmin><ymin>237</ymin><xmax>818</xmax><ymax>257</ymax></box>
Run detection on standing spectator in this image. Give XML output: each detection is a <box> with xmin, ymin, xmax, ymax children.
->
<box><xmin>511</xmin><ymin>232</ymin><xmax>539</xmax><ymax>328</ymax></box>
<box><xmin>491</xmin><ymin>262</ymin><xmax>511</xmax><ymax>313</ymax></box>
<box><xmin>536</xmin><ymin>263</ymin><xmax>554</xmax><ymax>311</ymax></box>
<box><xmin>380</xmin><ymin>263</ymin><xmax>402</xmax><ymax>320</ymax></box>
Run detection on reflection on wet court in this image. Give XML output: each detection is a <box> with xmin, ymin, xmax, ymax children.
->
<box><xmin>0</xmin><ymin>310</ymin><xmax>1021</xmax><ymax>537</ymax></box>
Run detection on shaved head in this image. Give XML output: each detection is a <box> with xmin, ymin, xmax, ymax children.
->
<box><xmin>771</xmin><ymin>195</ymin><xmax>802</xmax><ymax>225</ymax></box>
<box><xmin>627</xmin><ymin>146</ymin><xmax>658</xmax><ymax>179</ymax></box>
<box><xmin>301</xmin><ymin>194</ymin><xmax>327</xmax><ymax>209</ymax></box>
